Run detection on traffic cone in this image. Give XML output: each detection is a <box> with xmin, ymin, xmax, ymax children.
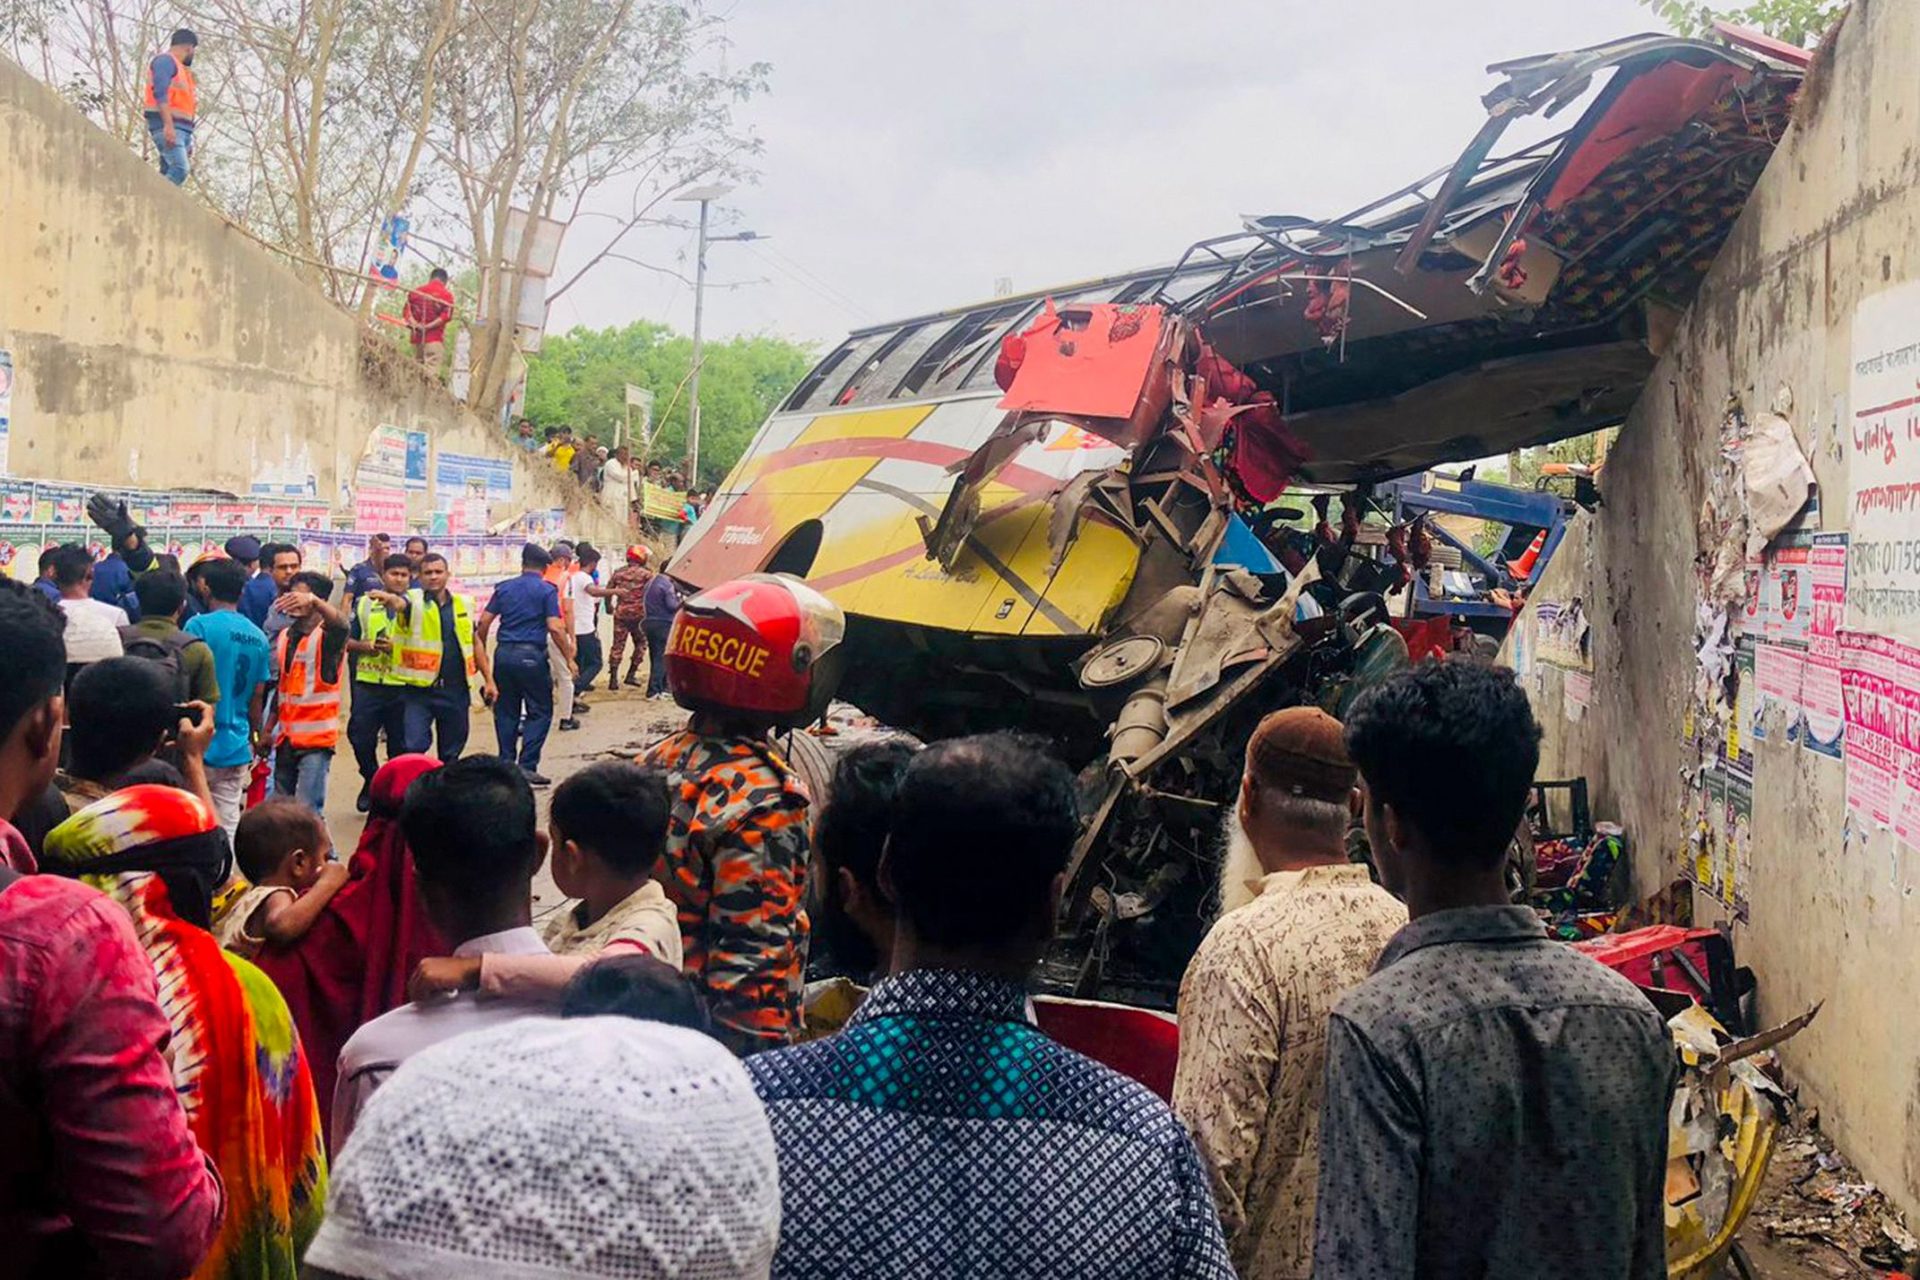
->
<box><xmin>1509</xmin><ymin>530</ymin><xmax>1547</xmax><ymax>581</ymax></box>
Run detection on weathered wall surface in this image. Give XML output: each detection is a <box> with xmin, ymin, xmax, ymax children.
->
<box><xmin>1517</xmin><ymin>0</ymin><xmax>1920</xmax><ymax>1218</ymax></box>
<box><xmin>0</xmin><ymin>55</ymin><xmax>619</xmax><ymax>544</ymax></box>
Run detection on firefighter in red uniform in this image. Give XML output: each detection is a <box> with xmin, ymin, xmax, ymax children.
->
<box><xmin>638</xmin><ymin>573</ymin><xmax>846</xmax><ymax>1055</ymax></box>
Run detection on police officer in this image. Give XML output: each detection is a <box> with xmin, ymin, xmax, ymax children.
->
<box><xmin>390</xmin><ymin>551</ymin><xmax>487</xmax><ymax>762</ymax></box>
<box><xmin>346</xmin><ymin>553</ymin><xmax>414</xmax><ymax>811</ymax></box>
<box><xmin>476</xmin><ymin>543</ymin><xmax>569</xmax><ymax>787</ymax></box>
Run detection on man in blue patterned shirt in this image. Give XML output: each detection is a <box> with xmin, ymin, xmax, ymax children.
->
<box><xmin>1314</xmin><ymin>659</ymin><xmax>1676</xmax><ymax>1280</ymax></box>
<box><xmin>746</xmin><ymin>732</ymin><xmax>1233</xmax><ymax>1279</ymax></box>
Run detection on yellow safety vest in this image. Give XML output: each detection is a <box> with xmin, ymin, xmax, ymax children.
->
<box><xmin>394</xmin><ymin>588</ymin><xmax>476</xmax><ymax>687</ymax></box>
<box><xmin>354</xmin><ymin>597</ymin><xmax>405</xmax><ymax>686</ymax></box>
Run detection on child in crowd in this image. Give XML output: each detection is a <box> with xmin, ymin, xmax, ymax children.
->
<box><xmin>408</xmin><ymin>760</ymin><xmax>680</xmax><ymax>1000</ymax></box>
<box><xmin>215</xmin><ymin>799</ymin><xmax>349</xmax><ymax>959</ymax></box>
<box><xmin>560</xmin><ymin>953</ymin><xmax>710</xmax><ymax>1032</ymax></box>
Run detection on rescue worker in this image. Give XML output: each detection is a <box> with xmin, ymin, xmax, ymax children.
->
<box><xmin>639</xmin><ymin>573</ymin><xmax>846</xmax><ymax>1055</ymax></box>
<box><xmin>391</xmin><ymin>551</ymin><xmax>488</xmax><ymax>762</ymax></box>
<box><xmin>271</xmin><ymin>571</ymin><xmax>349</xmax><ymax>812</ymax></box>
<box><xmin>603</xmin><ymin>544</ymin><xmax>653</xmax><ymax>691</ymax></box>
<box><xmin>142</xmin><ymin>28</ymin><xmax>199</xmax><ymax>186</ymax></box>
<box><xmin>345</xmin><ymin>554</ymin><xmax>413</xmax><ymax>812</ymax></box>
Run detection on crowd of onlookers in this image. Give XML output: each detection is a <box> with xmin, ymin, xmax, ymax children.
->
<box><xmin>4</xmin><ymin>525</ymin><xmax>1680</xmax><ymax>1280</ymax></box>
<box><xmin>507</xmin><ymin>417</ymin><xmax>710</xmax><ymax>531</ymax></box>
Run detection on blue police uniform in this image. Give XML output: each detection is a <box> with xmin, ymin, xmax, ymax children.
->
<box><xmin>485</xmin><ymin>571</ymin><xmax>560</xmax><ymax>773</ymax></box>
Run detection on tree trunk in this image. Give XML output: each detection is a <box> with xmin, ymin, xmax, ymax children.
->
<box><xmin>357</xmin><ymin>0</ymin><xmax>459</xmax><ymax>323</ymax></box>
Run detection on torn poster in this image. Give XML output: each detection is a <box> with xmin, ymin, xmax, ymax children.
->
<box><xmin>1742</xmin><ymin>408</ymin><xmax>1815</xmax><ymax>559</ymax></box>
<box><xmin>1698</xmin><ymin>766</ymin><xmax>1727</xmax><ymax>897</ymax></box>
<box><xmin>1846</xmin><ymin>282</ymin><xmax>1920</xmax><ymax>643</ymax></box>
<box><xmin>1563</xmin><ymin>669</ymin><xmax>1592</xmax><ymax>722</ymax></box>
<box><xmin>1535</xmin><ymin>598</ymin><xmax>1591</xmax><ymax>671</ymax></box>
<box><xmin>1754</xmin><ymin>642</ymin><xmax>1805</xmax><ymax>742</ymax></box>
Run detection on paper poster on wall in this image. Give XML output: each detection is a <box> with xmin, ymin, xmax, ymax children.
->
<box><xmin>1838</xmin><ymin>629</ymin><xmax>1911</xmax><ymax>825</ymax></box>
<box><xmin>1562</xmin><ymin>669</ymin><xmax>1592</xmax><ymax>723</ymax></box>
<box><xmin>1754</xmin><ymin>642</ymin><xmax>1804</xmax><ymax>742</ymax></box>
<box><xmin>1798</xmin><ymin>532</ymin><xmax>1850</xmax><ymax>760</ymax></box>
<box><xmin>1725</xmin><ymin>771</ymin><xmax>1752</xmax><ymax>919</ymax></box>
<box><xmin>359</xmin><ymin>424</ymin><xmax>411</xmax><ymax>489</ymax></box>
<box><xmin>434</xmin><ymin>452</ymin><xmax>514</xmax><ymax>507</ymax></box>
<box><xmin>404</xmin><ymin>430</ymin><xmax>430</xmax><ymax>492</ymax></box>
<box><xmin>0</xmin><ymin>350</ymin><xmax>14</xmax><ymax>477</ymax></box>
<box><xmin>0</xmin><ymin>479</ymin><xmax>31</xmax><ymax>524</ymax></box>
<box><xmin>1729</xmin><ymin>640</ymin><xmax>1757</xmax><ymax>756</ymax></box>
<box><xmin>1846</xmin><ymin>282</ymin><xmax>1920</xmax><ymax>643</ymax></box>
<box><xmin>43</xmin><ymin>486</ymin><xmax>85</xmax><ymax>525</ymax></box>
<box><xmin>354</xmin><ymin>485</ymin><xmax>408</xmax><ymax>534</ymax></box>
<box><xmin>1534</xmin><ymin>599</ymin><xmax>1591</xmax><ymax>671</ymax></box>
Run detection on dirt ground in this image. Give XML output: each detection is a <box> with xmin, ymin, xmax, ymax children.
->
<box><xmin>317</xmin><ymin>654</ymin><xmax>689</xmax><ymax>928</ymax></box>
<box><xmin>1735</xmin><ymin>1118</ymin><xmax>1918</xmax><ymax>1279</ymax></box>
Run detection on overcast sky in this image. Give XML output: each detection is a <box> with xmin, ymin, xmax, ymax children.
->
<box><xmin>543</xmin><ymin>0</ymin><xmax>1659</xmax><ymax>349</ymax></box>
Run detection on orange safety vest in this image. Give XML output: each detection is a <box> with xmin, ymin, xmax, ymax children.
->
<box><xmin>142</xmin><ymin>52</ymin><xmax>197</xmax><ymax>121</ymax></box>
<box><xmin>274</xmin><ymin>627</ymin><xmax>341</xmax><ymax>750</ymax></box>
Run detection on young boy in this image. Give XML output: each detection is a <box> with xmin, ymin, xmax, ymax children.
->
<box><xmin>408</xmin><ymin>760</ymin><xmax>680</xmax><ymax>1000</ymax></box>
<box><xmin>215</xmin><ymin>799</ymin><xmax>349</xmax><ymax>959</ymax></box>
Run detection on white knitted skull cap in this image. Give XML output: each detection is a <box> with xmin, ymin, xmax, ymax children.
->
<box><xmin>306</xmin><ymin>1016</ymin><xmax>781</xmax><ymax>1280</ymax></box>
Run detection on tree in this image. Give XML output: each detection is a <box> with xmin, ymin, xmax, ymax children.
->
<box><xmin>1638</xmin><ymin>0</ymin><xmax>1846</xmax><ymax>44</ymax></box>
<box><xmin>7</xmin><ymin>0</ymin><xmax>763</xmax><ymax>385</ymax></box>
<box><xmin>429</xmin><ymin>0</ymin><xmax>765</xmax><ymax>418</ymax></box>
<box><xmin>522</xmin><ymin>320</ymin><xmax>814</xmax><ymax>488</ymax></box>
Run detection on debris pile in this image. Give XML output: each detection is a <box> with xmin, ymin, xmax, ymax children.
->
<box><xmin>1754</xmin><ymin>1122</ymin><xmax>1919</xmax><ymax>1276</ymax></box>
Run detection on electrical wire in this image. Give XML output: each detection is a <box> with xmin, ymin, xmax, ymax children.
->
<box><xmin>756</xmin><ymin>241</ymin><xmax>874</xmax><ymax>317</ymax></box>
<box><xmin>743</xmin><ymin>241</ymin><xmax>872</xmax><ymax>322</ymax></box>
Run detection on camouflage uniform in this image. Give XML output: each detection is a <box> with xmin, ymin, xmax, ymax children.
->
<box><xmin>639</xmin><ymin>729</ymin><xmax>812</xmax><ymax>1055</ymax></box>
<box><xmin>604</xmin><ymin>562</ymin><xmax>653</xmax><ymax>683</ymax></box>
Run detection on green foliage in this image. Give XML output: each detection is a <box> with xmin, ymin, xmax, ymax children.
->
<box><xmin>1503</xmin><ymin>432</ymin><xmax>1607</xmax><ymax>493</ymax></box>
<box><xmin>1639</xmin><ymin>0</ymin><xmax>1846</xmax><ymax>45</ymax></box>
<box><xmin>522</xmin><ymin>322</ymin><xmax>815</xmax><ymax>487</ymax></box>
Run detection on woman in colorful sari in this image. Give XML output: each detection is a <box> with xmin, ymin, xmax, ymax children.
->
<box><xmin>42</xmin><ymin>784</ymin><xmax>326</xmax><ymax>1280</ymax></box>
<box><xmin>253</xmin><ymin>753</ymin><xmax>445</xmax><ymax>1133</ymax></box>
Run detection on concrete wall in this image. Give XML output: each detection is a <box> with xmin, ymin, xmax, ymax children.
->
<box><xmin>1514</xmin><ymin>0</ymin><xmax>1920</xmax><ymax>1218</ymax></box>
<box><xmin>0</xmin><ymin>55</ymin><xmax>620</xmax><ymax>545</ymax></box>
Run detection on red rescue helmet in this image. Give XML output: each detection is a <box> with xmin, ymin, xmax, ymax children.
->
<box><xmin>625</xmin><ymin>544</ymin><xmax>651</xmax><ymax>565</ymax></box>
<box><xmin>666</xmin><ymin>573</ymin><xmax>847</xmax><ymax>728</ymax></box>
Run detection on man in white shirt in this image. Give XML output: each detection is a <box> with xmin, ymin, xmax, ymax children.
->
<box><xmin>566</xmin><ymin>542</ymin><xmax>606</xmax><ymax>714</ymax></box>
<box><xmin>49</xmin><ymin>544</ymin><xmax>127</xmax><ymax>673</ymax></box>
<box><xmin>333</xmin><ymin>755</ymin><xmax>551</xmax><ymax>1148</ymax></box>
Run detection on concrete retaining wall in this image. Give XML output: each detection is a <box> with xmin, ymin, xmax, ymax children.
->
<box><xmin>0</xmin><ymin>54</ymin><xmax>620</xmax><ymax>545</ymax></box>
<box><xmin>1515</xmin><ymin>0</ymin><xmax>1920</xmax><ymax>1218</ymax></box>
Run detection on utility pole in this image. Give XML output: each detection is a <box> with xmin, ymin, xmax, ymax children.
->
<box><xmin>675</xmin><ymin>183</ymin><xmax>758</xmax><ymax>487</ymax></box>
<box><xmin>688</xmin><ymin>194</ymin><xmax>711</xmax><ymax>485</ymax></box>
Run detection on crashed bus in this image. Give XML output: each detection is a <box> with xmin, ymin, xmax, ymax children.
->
<box><xmin>667</xmin><ymin>33</ymin><xmax>1806</xmax><ymax>1009</ymax></box>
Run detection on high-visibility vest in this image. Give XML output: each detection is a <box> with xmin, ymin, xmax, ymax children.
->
<box><xmin>141</xmin><ymin>52</ymin><xmax>197</xmax><ymax>121</ymax></box>
<box><xmin>274</xmin><ymin>627</ymin><xmax>341</xmax><ymax>750</ymax></box>
<box><xmin>394</xmin><ymin>588</ymin><xmax>476</xmax><ymax>687</ymax></box>
<box><xmin>354</xmin><ymin>597</ymin><xmax>405</xmax><ymax>686</ymax></box>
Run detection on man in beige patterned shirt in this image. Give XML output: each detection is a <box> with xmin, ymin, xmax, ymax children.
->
<box><xmin>1173</xmin><ymin>706</ymin><xmax>1405</xmax><ymax>1280</ymax></box>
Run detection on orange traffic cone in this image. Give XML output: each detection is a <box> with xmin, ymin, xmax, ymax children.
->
<box><xmin>1509</xmin><ymin>529</ymin><xmax>1547</xmax><ymax>581</ymax></box>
